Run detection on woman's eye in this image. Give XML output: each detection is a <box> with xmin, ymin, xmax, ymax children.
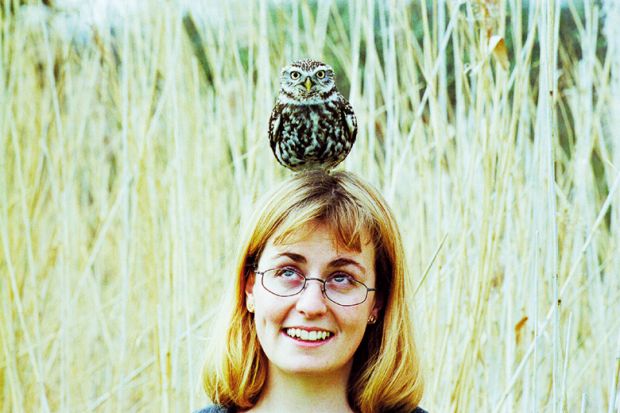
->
<box><xmin>316</xmin><ymin>70</ymin><xmax>325</xmax><ymax>79</ymax></box>
<box><xmin>275</xmin><ymin>268</ymin><xmax>299</xmax><ymax>278</ymax></box>
<box><xmin>290</xmin><ymin>71</ymin><xmax>301</xmax><ymax>80</ymax></box>
<box><xmin>329</xmin><ymin>273</ymin><xmax>354</xmax><ymax>284</ymax></box>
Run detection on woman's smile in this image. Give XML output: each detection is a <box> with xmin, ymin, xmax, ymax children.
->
<box><xmin>282</xmin><ymin>327</ymin><xmax>335</xmax><ymax>348</ymax></box>
<box><xmin>284</xmin><ymin>327</ymin><xmax>333</xmax><ymax>342</ymax></box>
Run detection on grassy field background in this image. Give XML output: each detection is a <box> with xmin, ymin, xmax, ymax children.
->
<box><xmin>1</xmin><ymin>0</ymin><xmax>619</xmax><ymax>412</ymax></box>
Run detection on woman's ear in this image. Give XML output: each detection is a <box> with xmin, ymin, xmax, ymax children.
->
<box><xmin>245</xmin><ymin>271</ymin><xmax>256</xmax><ymax>313</ymax></box>
<box><xmin>245</xmin><ymin>270</ymin><xmax>255</xmax><ymax>295</ymax></box>
<box><xmin>371</xmin><ymin>297</ymin><xmax>383</xmax><ymax>318</ymax></box>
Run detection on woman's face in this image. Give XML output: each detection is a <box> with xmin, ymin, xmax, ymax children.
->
<box><xmin>246</xmin><ymin>222</ymin><xmax>380</xmax><ymax>378</ymax></box>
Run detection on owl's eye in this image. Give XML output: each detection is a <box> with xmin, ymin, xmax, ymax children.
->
<box><xmin>290</xmin><ymin>71</ymin><xmax>301</xmax><ymax>80</ymax></box>
<box><xmin>316</xmin><ymin>70</ymin><xmax>326</xmax><ymax>79</ymax></box>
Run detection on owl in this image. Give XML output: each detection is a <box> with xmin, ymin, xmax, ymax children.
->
<box><xmin>268</xmin><ymin>59</ymin><xmax>357</xmax><ymax>171</ymax></box>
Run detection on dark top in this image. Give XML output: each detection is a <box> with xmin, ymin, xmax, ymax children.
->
<box><xmin>195</xmin><ymin>404</ymin><xmax>428</xmax><ymax>413</ymax></box>
<box><xmin>195</xmin><ymin>406</ymin><xmax>228</xmax><ymax>413</ymax></box>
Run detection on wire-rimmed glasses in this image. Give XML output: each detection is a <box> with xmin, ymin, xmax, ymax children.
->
<box><xmin>254</xmin><ymin>267</ymin><xmax>376</xmax><ymax>307</ymax></box>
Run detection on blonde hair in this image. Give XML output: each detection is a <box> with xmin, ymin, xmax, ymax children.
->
<box><xmin>202</xmin><ymin>170</ymin><xmax>424</xmax><ymax>413</ymax></box>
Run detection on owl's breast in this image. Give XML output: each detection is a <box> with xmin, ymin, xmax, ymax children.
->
<box><xmin>280</xmin><ymin>103</ymin><xmax>345</xmax><ymax>142</ymax></box>
<box><xmin>272</xmin><ymin>100</ymin><xmax>353</xmax><ymax>170</ymax></box>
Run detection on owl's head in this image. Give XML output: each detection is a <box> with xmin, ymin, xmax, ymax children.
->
<box><xmin>279</xmin><ymin>59</ymin><xmax>336</xmax><ymax>101</ymax></box>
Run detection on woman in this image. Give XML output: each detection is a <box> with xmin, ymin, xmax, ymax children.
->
<box><xmin>199</xmin><ymin>170</ymin><xmax>426</xmax><ymax>413</ymax></box>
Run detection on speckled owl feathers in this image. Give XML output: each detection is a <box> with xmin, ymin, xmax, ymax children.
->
<box><xmin>268</xmin><ymin>59</ymin><xmax>357</xmax><ymax>171</ymax></box>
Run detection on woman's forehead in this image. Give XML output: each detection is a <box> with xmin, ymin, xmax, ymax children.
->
<box><xmin>270</xmin><ymin>220</ymin><xmax>373</xmax><ymax>253</ymax></box>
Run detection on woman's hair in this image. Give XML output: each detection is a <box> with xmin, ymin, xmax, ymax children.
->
<box><xmin>202</xmin><ymin>170</ymin><xmax>424</xmax><ymax>413</ymax></box>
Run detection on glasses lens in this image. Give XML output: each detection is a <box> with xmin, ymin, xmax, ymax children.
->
<box><xmin>325</xmin><ymin>275</ymin><xmax>368</xmax><ymax>306</ymax></box>
<box><xmin>262</xmin><ymin>268</ymin><xmax>305</xmax><ymax>296</ymax></box>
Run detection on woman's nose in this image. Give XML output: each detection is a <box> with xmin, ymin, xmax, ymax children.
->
<box><xmin>295</xmin><ymin>280</ymin><xmax>328</xmax><ymax>317</ymax></box>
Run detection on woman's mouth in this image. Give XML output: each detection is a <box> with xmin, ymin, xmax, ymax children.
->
<box><xmin>285</xmin><ymin>328</ymin><xmax>332</xmax><ymax>342</ymax></box>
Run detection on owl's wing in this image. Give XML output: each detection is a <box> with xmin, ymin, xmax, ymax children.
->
<box><xmin>268</xmin><ymin>103</ymin><xmax>283</xmax><ymax>153</ymax></box>
<box><xmin>340</xmin><ymin>97</ymin><xmax>358</xmax><ymax>143</ymax></box>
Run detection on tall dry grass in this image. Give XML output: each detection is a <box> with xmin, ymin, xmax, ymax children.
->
<box><xmin>1</xmin><ymin>0</ymin><xmax>619</xmax><ymax>412</ymax></box>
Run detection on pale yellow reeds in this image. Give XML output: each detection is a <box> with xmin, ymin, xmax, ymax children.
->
<box><xmin>1</xmin><ymin>0</ymin><xmax>619</xmax><ymax>412</ymax></box>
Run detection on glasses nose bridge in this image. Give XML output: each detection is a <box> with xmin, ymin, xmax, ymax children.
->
<box><xmin>302</xmin><ymin>277</ymin><xmax>327</xmax><ymax>294</ymax></box>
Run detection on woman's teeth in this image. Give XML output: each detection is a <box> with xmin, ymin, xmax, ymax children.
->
<box><xmin>286</xmin><ymin>328</ymin><xmax>332</xmax><ymax>341</ymax></box>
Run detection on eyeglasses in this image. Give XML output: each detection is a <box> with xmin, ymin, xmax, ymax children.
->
<box><xmin>254</xmin><ymin>267</ymin><xmax>376</xmax><ymax>307</ymax></box>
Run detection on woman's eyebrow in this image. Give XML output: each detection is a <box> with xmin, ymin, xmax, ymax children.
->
<box><xmin>273</xmin><ymin>253</ymin><xmax>366</xmax><ymax>273</ymax></box>
<box><xmin>329</xmin><ymin>258</ymin><xmax>366</xmax><ymax>273</ymax></box>
<box><xmin>274</xmin><ymin>252</ymin><xmax>306</xmax><ymax>263</ymax></box>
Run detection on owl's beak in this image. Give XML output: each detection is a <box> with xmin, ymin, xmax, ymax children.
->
<box><xmin>304</xmin><ymin>77</ymin><xmax>313</xmax><ymax>92</ymax></box>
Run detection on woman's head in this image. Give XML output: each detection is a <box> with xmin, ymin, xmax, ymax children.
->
<box><xmin>203</xmin><ymin>170</ymin><xmax>423</xmax><ymax>413</ymax></box>
<box><xmin>247</xmin><ymin>218</ymin><xmax>380</xmax><ymax>380</ymax></box>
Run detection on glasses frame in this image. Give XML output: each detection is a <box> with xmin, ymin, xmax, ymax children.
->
<box><xmin>254</xmin><ymin>267</ymin><xmax>376</xmax><ymax>307</ymax></box>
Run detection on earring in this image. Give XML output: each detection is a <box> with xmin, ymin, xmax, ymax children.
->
<box><xmin>368</xmin><ymin>315</ymin><xmax>377</xmax><ymax>324</ymax></box>
<box><xmin>247</xmin><ymin>300</ymin><xmax>255</xmax><ymax>313</ymax></box>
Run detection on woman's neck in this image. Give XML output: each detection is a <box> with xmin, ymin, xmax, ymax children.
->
<box><xmin>247</xmin><ymin>366</ymin><xmax>355</xmax><ymax>413</ymax></box>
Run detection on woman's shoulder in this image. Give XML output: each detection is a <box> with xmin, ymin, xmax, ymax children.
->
<box><xmin>194</xmin><ymin>404</ymin><xmax>231</xmax><ymax>413</ymax></box>
<box><xmin>413</xmin><ymin>407</ymin><xmax>428</xmax><ymax>413</ymax></box>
